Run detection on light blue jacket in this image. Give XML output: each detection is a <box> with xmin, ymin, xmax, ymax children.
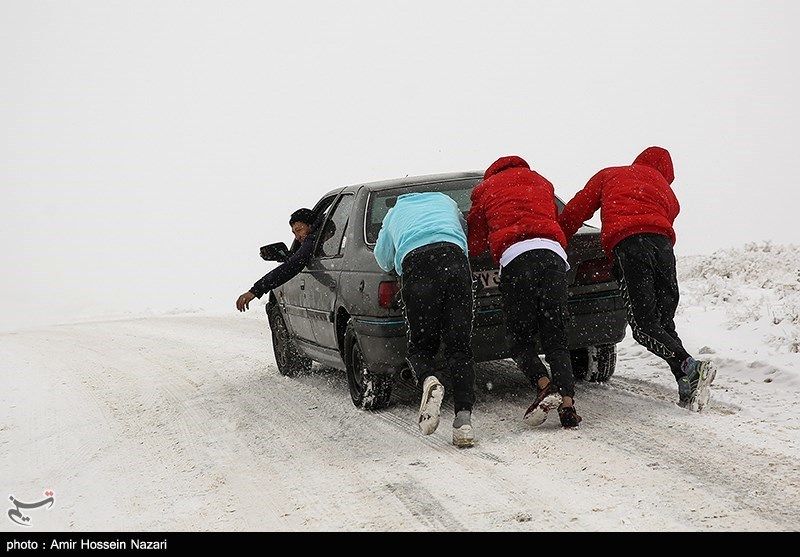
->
<box><xmin>374</xmin><ymin>192</ymin><xmax>468</xmax><ymax>275</ymax></box>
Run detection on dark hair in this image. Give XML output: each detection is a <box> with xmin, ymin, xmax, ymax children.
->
<box><xmin>289</xmin><ymin>208</ymin><xmax>315</xmax><ymax>226</ymax></box>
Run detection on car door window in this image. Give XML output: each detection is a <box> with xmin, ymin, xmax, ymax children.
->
<box><xmin>315</xmin><ymin>194</ymin><xmax>354</xmax><ymax>258</ymax></box>
<box><xmin>314</xmin><ymin>195</ymin><xmax>338</xmax><ymax>222</ymax></box>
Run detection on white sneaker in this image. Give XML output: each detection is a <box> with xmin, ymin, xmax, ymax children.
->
<box><xmin>691</xmin><ymin>360</ymin><xmax>717</xmax><ymax>412</ymax></box>
<box><xmin>453</xmin><ymin>425</ymin><xmax>474</xmax><ymax>447</ymax></box>
<box><xmin>452</xmin><ymin>410</ymin><xmax>475</xmax><ymax>448</ymax></box>
<box><xmin>418</xmin><ymin>376</ymin><xmax>444</xmax><ymax>435</ymax></box>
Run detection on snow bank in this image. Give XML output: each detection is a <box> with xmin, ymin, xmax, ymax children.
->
<box><xmin>678</xmin><ymin>242</ymin><xmax>800</xmax><ymax>353</ymax></box>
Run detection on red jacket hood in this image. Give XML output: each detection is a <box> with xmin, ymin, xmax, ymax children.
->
<box><xmin>633</xmin><ymin>146</ymin><xmax>674</xmax><ymax>184</ymax></box>
<box><xmin>483</xmin><ymin>155</ymin><xmax>530</xmax><ymax>180</ymax></box>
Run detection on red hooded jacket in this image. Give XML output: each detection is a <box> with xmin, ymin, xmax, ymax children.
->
<box><xmin>558</xmin><ymin>147</ymin><xmax>680</xmax><ymax>255</ymax></box>
<box><xmin>467</xmin><ymin>156</ymin><xmax>567</xmax><ymax>264</ymax></box>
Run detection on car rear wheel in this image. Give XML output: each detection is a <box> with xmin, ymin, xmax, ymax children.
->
<box><xmin>267</xmin><ymin>305</ymin><xmax>312</xmax><ymax>377</ymax></box>
<box><xmin>570</xmin><ymin>344</ymin><xmax>617</xmax><ymax>383</ymax></box>
<box><xmin>344</xmin><ymin>322</ymin><xmax>392</xmax><ymax>410</ymax></box>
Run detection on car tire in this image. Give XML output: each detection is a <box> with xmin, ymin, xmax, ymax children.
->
<box><xmin>570</xmin><ymin>344</ymin><xmax>617</xmax><ymax>383</ymax></box>
<box><xmin>344</xmin><ymin>321</ymin><xmax>392</xmax><ymax>410</ymax></box>
<box><xmin>591</xmin><ymin>344</ymin><xmax>617</xmax><ymax>382</ymax></box>
<box><xmin>267</xmin><ymin>305</ymin><xmax>313</xmax><ymax>377</ymax></box>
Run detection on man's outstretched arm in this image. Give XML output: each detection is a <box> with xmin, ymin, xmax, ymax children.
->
<box><xmin>237</xmin><ymin>232</ymin><xmax>317</xmax><ymax>311</ymax></box>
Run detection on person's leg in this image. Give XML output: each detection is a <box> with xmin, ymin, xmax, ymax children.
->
<box><xmin>501</xmin><ymin>257</ymin><xmax>549</xmax><ymax>389</ymax></box>
<box><xmin>517</xmin><ymin>351</ymin><xmax>551</xmax><ymax>390</ymax></box>
<box><xmin>529</xmin><ymin>250</ymin><xmax>581</xmax><ymax>428</ymax></box>
<box><xmin>534</xmin><ymin>251</ymin><xmax>576</xmax><ymax>406</ymax></box>
<box><xmin>441</xmin><ymin>250</ymin><xmax>476</xmax><ymax>416</ymax></box>
<box><xmin>645</xmin><ymin>235</ymin><xmax>716</xmax><ymax>409</ymax></box>
<box><xmin>440</xmin><ymin>249</ymin><xmax>476</xmax><ymax>447</ymax></box>
<box><xmin>648</xmin><ymin>235</ymin><xmax>692</xmax><ymax>378</ymax></box>
<box><xmin>401</xmin><ymin>249</ymin><xmax>447</xmax><ymax>434</ymax></box>
<box><xmin>613</xmin><ymin>235</ymin><xmax>691</xmax><ymax>368</ymax></box>
<box><xmin>401</xmin><ymin>259</ymin><xmax>444</xmax><ymax>385</ymax></box>
<box><xmin>502</xmin><ymin>251</ymin><xmax>566</xmax><ymax>426</ymax></box>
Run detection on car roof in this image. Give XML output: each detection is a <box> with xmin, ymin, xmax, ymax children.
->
<box><xmin>320</xmin><ymin>171</ymin><xmax>484</xmax><ymax>199</ymax></box>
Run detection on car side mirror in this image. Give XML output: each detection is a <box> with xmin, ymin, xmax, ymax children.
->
<box><xmin>260</xmin><ymin>242</ymin><xmax>290</xmax><ymax>262</ymax></box>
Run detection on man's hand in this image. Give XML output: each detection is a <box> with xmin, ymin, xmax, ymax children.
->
<box><xmin>236</xmin><ymin>291</ymin><xmax>256</xmax><ymax>312</ymax></box>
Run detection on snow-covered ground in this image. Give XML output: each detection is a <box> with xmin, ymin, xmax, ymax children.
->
<box><xmin>1</xmin><ymin>244</ymin><xmax>798</xmax><ymax>531</ymax></box>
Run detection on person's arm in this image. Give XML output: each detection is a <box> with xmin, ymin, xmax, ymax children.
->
<box><xmin>467</xmin><ymin>194</ymin><xmax>489</xmax><ymax>256</ymax></box>
<box><xmin>373</xmin><ymin>213</ymin><xmax>396</xmax><ymax>272</ymax></box>
<box><xmin>558</xmin><ymin>169</ymin><xmax>608</xmax><ymax>242</ymax></box>
<box><xmin>249</xmin><ymin>230</ymin><xmax>317</xmax><ymax>298</ymax></box>
<box><xmin>669</xmin><ymin>188</ymin><xmax>681</xmax><ymax>223</ymax></box>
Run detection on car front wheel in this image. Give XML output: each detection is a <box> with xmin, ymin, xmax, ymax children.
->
<box><xmin>344</xmin><ymin>322</ymin><xmax>392</xmax><ymax>410</ymax></box>
<box><xmin>267</xmin><ymin>305</ymin><xmax>312</xmax><ymax>377</ymax></box>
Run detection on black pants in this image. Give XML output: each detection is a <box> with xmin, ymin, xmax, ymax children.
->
<box><xmin>500</xmin><ymin>249</ymin><xmax>575</xmax><ymax>398</ymax></box>
<box><xmin>613</xmin><ymin>233</ymin><xmax>692</xmax><ymax>379</ymax></box>
<box><xmin>401</xmin><ymin>242</ymin><xmax>476</xmax><ymax>414</ymax></box>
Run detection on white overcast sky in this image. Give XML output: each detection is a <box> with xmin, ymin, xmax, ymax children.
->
<box><xmin>1</xmin><ymin>1</ymin><xmax>798</xmax><ymax>331</ymax></box>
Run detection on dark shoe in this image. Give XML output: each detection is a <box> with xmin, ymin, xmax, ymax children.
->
<box><xmin>677</xmin><ymin>374</ymin><xmax>693</xmax><ymax>407</ymax></box>
<box><xmin>677</xmin><ymin>358</ymin><xmax>717</xmax><ymax>412</ymax></box>
<box><xmin>558</xmin><ymin>405</ymin><xmax>582</xmax><ymax>428</ymax></box>
<box><xmin>523</xmin><ymin>383</ymin><xmax>562</xmax><ymax>427</ymax></box>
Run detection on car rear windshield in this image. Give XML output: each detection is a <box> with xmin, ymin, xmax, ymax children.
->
<box><xmin>365</xmin><ymin>179</ymin><xmax>481</xmax><ymax>244</ymax></box>
<box><xmin>365</xmin><ymin>178</ymin><xmax>565</xmax><ymax>244</ymax></box>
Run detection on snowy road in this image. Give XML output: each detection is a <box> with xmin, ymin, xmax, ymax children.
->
<box><xmin>2</xmin><ymin>305</ymin><xmax>798</xmax><ymax>531</ymax></box>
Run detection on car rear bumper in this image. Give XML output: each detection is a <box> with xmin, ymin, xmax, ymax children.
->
<box><xmin>353</xmin><ymin>291</ymin><xmax>627</xmax><ymax>375</ymax></box>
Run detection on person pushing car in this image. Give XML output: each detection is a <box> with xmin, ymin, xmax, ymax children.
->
<box><xmin>558</xmin><ymin>146</ymin><xmax>716</xmax><ymax>411</ymax></box>
<box><xmin>468</xmin><ymin>156</ymin><xmax>582</xmax><ymax>429</ymax></box>
<box><xmin>374</xmin><ymin>192</ymin><xmax>476</xmax><ymax>448</ymax></box>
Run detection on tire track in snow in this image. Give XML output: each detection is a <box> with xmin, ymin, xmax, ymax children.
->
<box><xmin>575</xmin><ymin>377</ymin><xmax>800</xmax><ymax>529</ymax></box>
<box><xmin>45</xmin><ymin>325</ymin><xmax>284</xmax><ymax>529</ymax></box>
<box><xmin>385</xmin><ymin>477</ymin><xmax>463</xmax><ymax>530</ymax></box>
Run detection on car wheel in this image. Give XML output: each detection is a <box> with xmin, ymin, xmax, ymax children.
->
<box><xmin>344</xmin><ymin>322</ymin><xmax>392</xmax><ymax>410</ymax></box>
<box><xmin>590</xmin><ymin>344</ymin><xmax>617</xmax><ymax>383</ymax></box>
<box><xmin>570</xmin><ymin>344</ymin><xmax>617</xmax><ymax>382</ymax></box>
<box><xmin>267</xmin><ymin>305</ymin><xmax>312</xmax><ymax>377</ymax></box>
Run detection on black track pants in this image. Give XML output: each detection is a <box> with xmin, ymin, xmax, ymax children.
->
<box><xmin>500</xmin><ymin>249</ymin><xmax>575</xmax><ymax>399</ymax></box>
<box><xmin>401</xmin><ymin>242</ymin><xmax>476</xmax><ymax>413</ymax></box>
<box><xmin>613</xmin><ymin>233</ymin><xmax>692</xmax><ymax>378</ymax></box>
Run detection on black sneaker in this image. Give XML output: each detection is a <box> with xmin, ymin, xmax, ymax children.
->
<box><xmin>558</xmin><ymin>405</ymin><xmax>582</xmax><ymax>428</ymax></box>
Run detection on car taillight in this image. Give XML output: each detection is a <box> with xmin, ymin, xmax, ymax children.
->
<box><xmin>378</xmin><ymin>281</ymin><xmax>401</xmax><ymax>309</ymax></box>
<box><xmin>574</xmin><ymin>258</ymin><xmax>614</xmax><ymax>285</ymax></box>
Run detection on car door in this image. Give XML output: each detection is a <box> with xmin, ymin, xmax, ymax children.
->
<box><xmin>276</xmin><ymin>194</ymin><xmax>339</xmax><ymax>345</ymax></box>
<box><xmin>305</xmin><ymin>193</ymin><xmax>355</xmax><ymax>348</ymax></box>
